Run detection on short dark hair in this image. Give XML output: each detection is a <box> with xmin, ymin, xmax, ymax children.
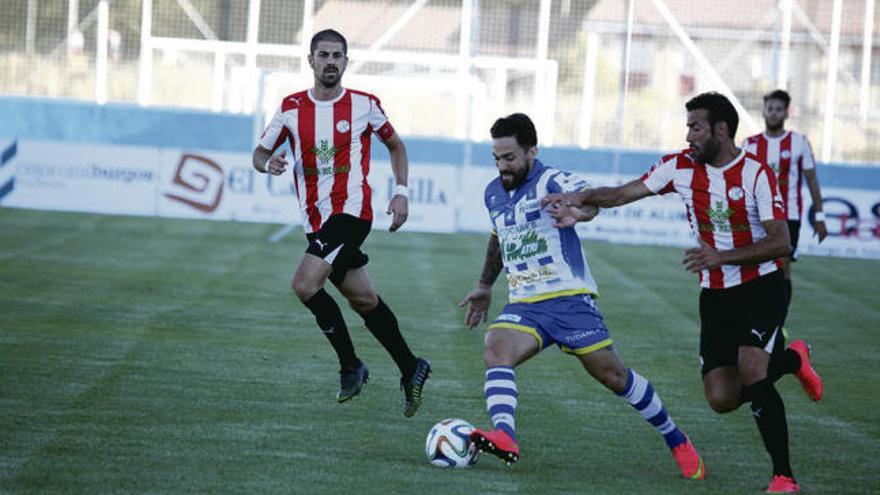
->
<box><xmin>685</xmin><ymin>92</ymin><xmax>739</xmax><ymax>139</ymax></box>
<box><xmin>310</xmin><ymin>29</ymin><xmax>347</xmax><ymax>55</ymax></box>
<box><xmin>763</xmin><ymin>89</ymin><xmax>791</xmax><ymax>109</ymax></box>
<box><xmin>490</xmin><ymin>113</ymin><xmax>538</xmax><ymax>149</ymax></box>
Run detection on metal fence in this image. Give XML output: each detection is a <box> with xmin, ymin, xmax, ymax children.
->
<box><xmin>1</xmin><ymin>0</ymin><xmax>878</xmax><ymax>163</ymax></box>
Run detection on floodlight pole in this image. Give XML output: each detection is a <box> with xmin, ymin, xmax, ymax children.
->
<box><xmin>458</xmin><ymin>0</ymin><xmax>478</xmax><ymax>233</ymax></box>
<box><xmin>137</xmin><ymin>0</ymin><xmax>153</xmax><ymax>106</ymax></box>
<box><xmin>95</xmin><ymin>0</ymin><xmax>108</xmax><ymax>104</ymax></box>
<box><xmin>535</xmin><ymin>0</ymin><xmax>554</xmax><ymax>145</ymax></box>
<box><xmin>821</xmin><ymin>0</ymin><xmax>842</xmax><ymax>163</ymax></box>
<box><xmin>26</xmin><ymin>0</ymin><xmax>37</xmax><ymax>56</ymax></box>
<box><xmin>68</xmin><ymin>0</ymin><xmax>79</xmax><ymax>53</ymax></box>
<box><xmin>778</xmin><ymin>0</ymin><xmax>792</xmax><ymax>90</ymax></box>
<box><xmin>241</xmin><ymin>0</ymin><xmax>262</xmax><ymax>113</ymax></box>
<box><xmin>860</xmin><ymin>0</ymin><xmax>875</xmax><ymax>125</ymax></box>
<box><xmin>459</xmin><ymin>0</ymin><xmax>477</xmax><ymax>142</ymax></box>
<box><xmin>617</xmin><ymin>0</ymin><xmax>634</xmax><ymax>149</ymax></box>
<box><xmin>612</xmin><ymin>0</ymin><xmax>634</xmax><ymax>176</ymax></box>
<box><xmin>579</xmin><ymin>32</ymin><xmax>599</xmax><ymax>148</ymax></box>
<box><xmin>301</xmin><ymin>0</ymin><xmax>314</xmax><ymax>86</ymax></box>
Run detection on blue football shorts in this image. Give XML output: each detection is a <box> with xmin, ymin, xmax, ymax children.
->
<box><xmin>488</xmin><ymin>294</ymin><xmax>613</xmax><ymax>355</ymax></box>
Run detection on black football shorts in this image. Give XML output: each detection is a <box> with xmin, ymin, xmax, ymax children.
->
<box><xmin>305</xmin><ymin>213</ymin><xmax>371</xmax><ymax>286</ymax></box>
<box><xmin>698</xmin><ymin>270</ymin><xmax>786</xmax><ymax>376</ymax></box>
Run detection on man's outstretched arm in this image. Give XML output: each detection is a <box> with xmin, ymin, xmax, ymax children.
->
<box><xmin>542</xmin><ymin>179</ymin><xmax>655</xmax><ymax>227</ymax></box>
<box><xmin>543</xmin><ymin>179</ymin><xmax>654</xmax><ymax>209</ymax></box>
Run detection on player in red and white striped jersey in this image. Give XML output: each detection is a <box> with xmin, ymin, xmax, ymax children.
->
<box><xmin>542</xmin><ymin>93</ymin><xmax>824</xmax><ymax>493</ymax></box>
<box><xmin>252</xmin><ymin>29</ymin><xmax>430</xmax><ymax>417</ymax></box>
<box><xmin>743</xmin><ymin>90</ymin><xmax>827</xmax><ymax>324</ymax></box>
<box><xmin>639</xmin><ymin>148</ymin><xmax>785</xmax><ymax>289</ymax></box>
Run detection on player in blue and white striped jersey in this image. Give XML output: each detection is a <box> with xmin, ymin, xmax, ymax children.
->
<box><xmin>459</xmin><ymin>113</ymin><xmax>705</xmax><ymax>479</ymax></box>
<box><xmin>484</xmin><ymin>156</ymin><xmax>599</xmax><ymax>304</ymax></box>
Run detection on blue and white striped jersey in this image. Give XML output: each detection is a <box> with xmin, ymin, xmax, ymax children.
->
<box><xmin>484</xmin><ymin>159</ymin><xmax>598</xmax><ymax>303</ymax></box>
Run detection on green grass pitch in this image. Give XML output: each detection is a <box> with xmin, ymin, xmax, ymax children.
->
<box><xmin>1</xmin><ymin>208</ymin><xmax>878</xmax><ymax>494</ymax></box>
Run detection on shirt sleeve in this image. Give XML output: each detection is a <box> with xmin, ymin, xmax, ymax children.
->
<box><xmin>258</xmin><ymin>106</ymin><xmax>290</xmax><ymax>152</ymax></box>
<box><xmin>754</xmin><ymin>167</ymin><xmax>786</xmax><ymax>221</ymax></box>
<box><xmin>484</xmin><ymin>186</ymin><xmax>500</xmax><ymax>234</ymax></box>
<box><xmin>801</xmin><ymin>135</ymin><xmax>816</xmax><ymax>170</ymax></box>
<box><xmin>369</xmin><ymin>96</ymin><xmax>396</xmax><ymax>142</ymax></box>
<box><xmin>547</xmin><ymin>170</ymin><xmax>591</xmax><ymax>193</ymax></box>
<box><xmin>640</xmin><ymin>157</ymin><xmax>676</xmax><ymax>195</ymax></box>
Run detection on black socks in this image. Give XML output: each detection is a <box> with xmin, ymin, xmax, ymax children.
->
<box><xmin>303</xmin><ymin>289</ymin><xmax>359</xmax><ymax>370</ymax></box>
<box><xmin>361</xmin><ymin>297</ymin><xmax>417</xmax><ymax>378</ymax></box>
<box><xmin>303</xmin><ymin>291</ymin><xmax>416</xmax><ymax>377</ymax></box>
<box><xmin>768</xmin><ymin>348</ymin><xmax>801</xmax><ymax>383</ymax></box>
<box><xmin>744</xmin><ymin>379</ymin><xmax>793</xmax><ymax>478</ymax></box>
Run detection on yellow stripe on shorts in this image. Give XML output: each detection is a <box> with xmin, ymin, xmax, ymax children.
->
<box><xmin>562</xmin><ymin>338</ymin><xmax>613</xmax><ymax>356</ymax></box>
<box><xmin>487</xmin><ymin>322</ymin><xmax>543</xmax><ymax>349</ymax></box>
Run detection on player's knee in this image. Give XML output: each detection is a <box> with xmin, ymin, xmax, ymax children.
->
<box><xmin>705</xmin><ymin>392</ymin><xmax>740</xmax><ymax>413</ymax></box>
<box><xmin>292</xmin><ymin>277</ymin><xmax>320</xmax><ymax>302</ymax></box>
<box><xmin>594</xmin><ymin>365</ymin><xmax>628</xmax><ymax>393</ymax></box>
<box><xmin>348</xmin><ymin>291</ymin><xmax>378</xmax><ymax>314</ymax></box>
<box><xmin>483</xmin><ymin>345</ymin><xmax>513</xmax><ymax>368</ymax></box>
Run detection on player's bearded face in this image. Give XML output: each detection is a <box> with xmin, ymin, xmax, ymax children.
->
<box><xmin>686</xmin><ymin>110</ymin><xmax>721</xmax><ymax>163</ymax></box>
<box><xmin>693</xmin><ymin>133</ymin><xmax>721</xmax><ymax>163</ymax></box>
<box><xmin>763</xmin><ymin>99</ymin><xmax>787</xmax><ymax>131</ymax></box>
<box><xmin>492</xmin><ymin>137</ymin><xmax>534</xmax><ymax>191</ymax></box>
<box><xmin>310</xmin><ymin>41</ymin><xmax>348</xmax><ymax>88</ymax></box>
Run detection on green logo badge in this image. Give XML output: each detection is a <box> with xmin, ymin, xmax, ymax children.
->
<box><xmin>706</xmin><ymin>201</ymin><xmax>733</xmax><ymax>232</ymax></box>
<box><xmin>311</xmin><ymin>140</ymin><xmax>338</xmax><ymax>164</ymax></box>
<box><xmin>504</xmin><ymin>229</ymin><xmax>548</xmax><ymax>262</ymax></box>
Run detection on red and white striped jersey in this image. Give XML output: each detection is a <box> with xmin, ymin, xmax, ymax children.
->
<box><xmin>641</xmin><ymin>149</ymin><xmax>786</xmax><ymax>289</ymax></box>
<box><xmin>259</xmin><ymin>88</ymin><xmax>396</xmax><ymax>233</ymax></box>
<box><xmin>742</xmin><ymin>131</ymin><xmax>815</xmax><ymax>221</ymax></box>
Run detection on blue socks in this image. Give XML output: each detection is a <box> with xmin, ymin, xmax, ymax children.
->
<box><xmin>484</xmin><ymin>366</ymin><xmax>518</xmax><ymax>440</ymax></box>
<box><xmin>617</xmin><ymin>368</ymin><xmax>687</xmax><ymax>449</ymax></box>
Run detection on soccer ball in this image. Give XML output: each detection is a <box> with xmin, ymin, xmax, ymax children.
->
<box><xmin>425</xmin><ymin>418</ymin><xmax>480</xmax><ymax>468</ymax></box>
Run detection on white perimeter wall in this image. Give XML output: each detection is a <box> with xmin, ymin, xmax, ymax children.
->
<box><xmin>2</xmin><ymin>139</ymin><xmax>879</xmax><ymax>259</ymax></box>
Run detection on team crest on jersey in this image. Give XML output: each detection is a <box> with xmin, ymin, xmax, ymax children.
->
<box><xmin>705</xmin><ymin>201</ymin><xmax>734</xmax><ymax>232</ymax></box>
<box><xmin>780</xmin><ymin>150</ymin><xmax>791</xmax><ymax>159</ymax></box>
<box><xmin>727</xmin><ymin>186</ymin><xmax>744</xmax><ymax>201</ymax></box>
<box><xmin>311</xmin><ymin>140</ymin><xmax>338</xmax><ymax>164</ymax></box>
<box><xmin>336</xmin><ymin>119</ymin><xmax>350</xmax><ymax>133</ymax></box>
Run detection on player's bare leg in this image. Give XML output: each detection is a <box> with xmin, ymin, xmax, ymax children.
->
<box><xmin>575</xmin><ymin>346</ymin><xmax>627</xmax><ymax>392</ymax></box>
<box><xmin>580</xmin><ymin>346</ymin><xmax>705</xmax><ymax>479</ymax></box>
<box><xmin>292</xmin><ymin>253</ymin><xmax>332</xmax><ymax>302</ymax></box>
<box><xmin>471</xmin><ymin>328</ymin><xmax>538</xmax><ymax>465</ymax></box>
<box><xmin>483</xmin><ymin>328</ymin><xmax>539</xmax><ymax>368</ymax></box>
<box><xmin>703</xmin><ymin>366</ymin><xmax>744</xmax><ymax>413</ymax></box>
<box><xmin>335</xmin><ymin>265</ymin><xmax>378</xmax><ymax>313</ymax></box>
